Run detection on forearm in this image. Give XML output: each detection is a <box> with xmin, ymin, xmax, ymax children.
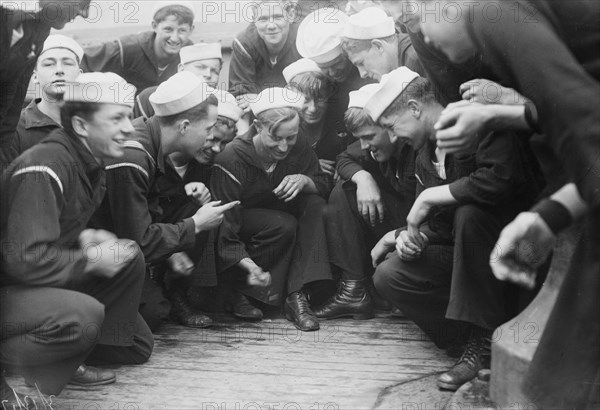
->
<box><xmin>237</xmin><ymin>257</ymin><xmax>260</xmax><ymax>273</ymax></box>
<box><xmin>485</xmin><ymin>104</ymin><xmax>532</xmax><ymax>133</ymax></box>
<box><xmin>302</xmin><ymin>176</ymin><xmax>319</xmax><ymax>194</ymax></box>
<box><xmin>420</xmin><ymin>185</ymin><xmax>458</xmax><ymax>208</ymax></box>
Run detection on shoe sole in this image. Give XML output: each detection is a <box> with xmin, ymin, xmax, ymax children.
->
<box><xmin>316</xmin><ymin>312</ymin><xmax>374</xmax><ymax>320</ymax></box>
<box><xmin>436</xmin><ymin>380</ymin><xmax>461</xmax><ymax>391</ymax></box>
<box><xmin>284</xmin><ymin>312</ymin><xmax>320</xmax><ymax>332</ymax></box>
<box><xmin>69</xmin><ymin>376</ymin><xmax>117</xmax><ymax>387</ymax></box>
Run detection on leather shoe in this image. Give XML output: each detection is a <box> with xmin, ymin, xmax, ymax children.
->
<box><xmin>226</xmin><ymin>291</ymin><xmax>263</xmax><ymax>320</ymax></box>
<box><xmin>69</xmin><ymin>365</ymin><xmax>116</xmax><ymax>387</ymax></box>
<box><xmin>437</xmin><ymin>329</ymin><xmax>491</xmax><ymax>391</ymax></box>
<box><xmin>169</xmin><ymin>290</ymin><xmax>213</xmax><ymax>328</ymax></box>
<box><xmin>313</xmin><ymin>279</ymin><xmax>373</xmax><ymax>320</ymax></box>
<box><xmin>285</xmin><ymin>291</ymin><xmax>319</xmax><ymax>331</ymax></box>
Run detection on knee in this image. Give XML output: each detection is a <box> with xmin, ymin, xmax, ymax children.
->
<box><xmin>454</xmin><ymin>204</ymin><xmax>489</xmax><ymax>230</ymax></box>
<box><xmin>373</xmin><ymin>258</ymin><xmax>396</xmax><ymax>295</ymax></box>
<box><xmin>69</xmin><ymin>297</ymin><xmax>105</xmax><ymax>350</ymax></box>
<box><xmin>272</xmin><ymin>213</ymin><xmax>298</xmax><ymax>243</ymax></box>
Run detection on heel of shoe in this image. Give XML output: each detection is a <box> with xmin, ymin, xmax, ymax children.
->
<box><xmin>352</xmin><ymin>311</ymin><xmax>374</xmax><ymax>320</ymax></box>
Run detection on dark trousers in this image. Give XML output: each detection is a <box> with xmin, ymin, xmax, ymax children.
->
<box><xmin>0</xmin><ymin>252</ymin><xmax>154</xmax><ymax>395</ymax></box>
<box><xmin>374</xmin><ymin>204</ymin><xmax>516</xmax><ymax>347</ymax></box>
<box><xmin>224</xmin><ymin>194</ymin><xmax>332</xmax><ymax>305</ymax></box>
<box><xmin>326</xmin><ymin>180</ymin><xmax>412</xmax><ymax>280</ymax></box>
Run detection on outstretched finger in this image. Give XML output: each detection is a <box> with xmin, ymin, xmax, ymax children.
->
<box><xmin>216</xmin><ymin>200</ymin><xmax>241</xmax><ymax>212</ymax></box>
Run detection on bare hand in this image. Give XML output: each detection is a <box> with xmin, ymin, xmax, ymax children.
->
<box><xmin>185</xmin><ymin>182</ymin><xmax>212</xmax><ymax>206</ymax></box>
<box><xmin>319</xmin><ymin>159</ymin><xmax>336</xmax><ymax>176</ymax></box>
<box><xmin>78</xmin><ymin>229</ymin><xmax>117</xmax><ymax>248</ymax></box>
<box><xmin>460</xmin><ymin>79</ymin><xmax>527</xmax><ymax>106</ymax></box>
<box><xmin>371</xmin><ymin>231</ymin><xmax>396</xmax><ymax>268</ymax></box>
<box><xmin>83</xmin><ymin>239</ymin><xmax>140</xmax><ymax>279</ymax></box>
<box><xmin>434</xmin><ymin>101</ymin><xmax>491</xmax><ymax>155</ymax></box>
<box><xmin>490</xmin><ymin>212</ymin><xmax>555</xmax><ymax>289</ymax></box>
<box><xmin>395</xmin><ymin>230</ymin><xmax>428</xmax><ymax>261</ymax></box>
<box><xmin>356</xmin><ymin>174</ymin><xmax>384</xmax><ymax>227</ymax></box>
<box><xmin>406</xmin><ymin>196</ymin><xmax>432</xmax><ymax>249</ymax></box>
<box><xmin>192</xmin><ymin>200</ymin><xmax>241</xmax><ymax>233</ymax></box>
<box><xmin>167</xmin><ymin>252</ymin><xmax>194</xmax><ymax>276</ymax></box>
<box><xmin>273</xmin><ymin>174</ymin><xmax>309</xmax><ymax>202</ymax></box>
<box><xmin>247</xmin><ymin>266</ymin><xmax>271</xmax><ymax>287</ymax></box>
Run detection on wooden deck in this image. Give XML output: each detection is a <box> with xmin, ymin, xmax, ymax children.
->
<box><xmin>6</xmin><ymin>312</ymin><xmax>455</xmax><ymax>410</ymax></box>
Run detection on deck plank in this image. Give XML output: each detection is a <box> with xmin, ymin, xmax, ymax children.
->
<box><xmin>5</xmin><ymin>313</ymin><xmax>454</xmax><ymax>410</ymax></box>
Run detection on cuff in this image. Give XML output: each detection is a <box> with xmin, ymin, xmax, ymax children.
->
<box><xmin>530</xmin><ymin>199</ymin><xmax>572</xmax><ymax>234</ymax></box>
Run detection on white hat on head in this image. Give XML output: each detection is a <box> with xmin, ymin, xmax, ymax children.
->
<box><xmin>250</xmin><ymin>87</ymin><xmax>305</xmax><ymax>116</ymax></box>
<box><xmin>152</xmin><ymin>1</ymin><xmax>195</xmax><ymax>19</ymax></box>
<box><xmin>180</xmin><ymin>43</ymin><xmax>222</xmax><ymax>65</ymax></box>
<box><xmin>348</xmin><ymin>83</ymin><xmax>381</xmax><ymax>109</ymax></box>
<box><xmin>343</xmin><ymin>7</ymin><xmax>396</xmax><ymax>40</ymax></box>
<box><xmin>210</xmin><ymin>89</ymin><xmax>243</xmax><ymax>122</ymax></box>
<box><xmin>40</xmin><ymin>34</ymin><xmax>84</xmax><ymax>63</ymax></box>
<box><xmin>149</xmin><ymin>71</ymin><xmax>215</xmax><ymax>116</ymax></box>
<box><xmin>283</xmin><ymin>58</ymin><xmax>322</xmax><ymax>83</ymax></box>
<box><xmin>64</xmin><ymin>72</ymin><xmax>136</xmax><ymax>107</ymax></box>
<box><xmin>296</xmin><ymin>9</ymin><xmax>349</xmax><ymax>64</ymax></box>
<box><xmin>364</xmin><ymin>67</ymin><xmax>421</xmax><ymax>121</ymax></box>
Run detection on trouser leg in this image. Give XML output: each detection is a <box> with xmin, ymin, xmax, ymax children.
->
<box><xmin>326</xmin><ymin>181</ymin><xmax>409</xmax><ymax>280</ymax></box>
<box><xmin>446</xmin><ymin>205</ymin><xmax>514</xmax><ymax>330</ymax></box>
<box><xmin>286</xmin><ymin>194</ymin><xmax>332</xmax><ymax>294</ymax></box>
<box><xmin>76</xmin><ymin>251</ymin><xmax>153</xmax><ymax>363</ymax></box>
<box><xmin>0</xmin><ymin>286</ymin><xmax>103</xmax><ymax>395</ymax></box>
<box><xmin>224</xmin><ymin>208</ymin><xmax>297</xmax><ymax>305</ymax></box>
<box><xmin>373</xmin><ymin>246</ymin><xmax>467</xmax><ymax>348</ymax></box>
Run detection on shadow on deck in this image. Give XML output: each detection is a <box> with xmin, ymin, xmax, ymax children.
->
<box><xmin>6</xmin><ymin>312</ymin><xmax>455</xmax><ymax>410</ymax></box>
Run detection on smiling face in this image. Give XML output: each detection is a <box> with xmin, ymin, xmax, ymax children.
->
<box><xmin>35</xmin><ymin>48</ymin><xmax>81</xmax><ymax>100</ymax></box>
<box><xmin>418</xmin><ymin>1</ymin><xmax>477</xmax><ymax>63</ymax></box>
<box><xmin>76</xmin><ymin>104</ymin><xmax>134</xmax><ymax>159</ymax></box>
<box><xmin>301</xmin><ymin>95</ymin><xmax>328</xmax><ymax>125</ymax></box>
<box><xmin>378</xmin><ymin>107</ymin><xmax>429</xmax><ymax>151</ymax></box>
<box><xmin>256</xmin><ymin>115</ymin><xmax>300</xmax><ymax>162</ymax></box>
<box><xmin>182</xmin><ymin>59</ymin><xmax>221</xmax><ymax>88</ymax></box>
<box><xmin>177</xmin><ymin>104</ymin><xmax>219</xmax><ymax>165</ymax></box>
<box><xmin>152</xmin><ymin>16</ymin><xmax>193</xmax><ymax>57</ymax></box>
<box><xmin>254</xmin><ymin>3</ymin><xmax>290</xmax><ymax>50</ymax></box>
<box><xmin>353</xmin><ymin>124</ymin><xmax>398</xmax><ymax>162</ymax></box>
<box><xmin>316</xmin><ymin>53</ymin><xmax>355</xmax><ymax>83</ymax></box>
<box><xmin>346</xmin><ymin>42</ymin><xmax>393</xmax><ymax>81</ymax></box>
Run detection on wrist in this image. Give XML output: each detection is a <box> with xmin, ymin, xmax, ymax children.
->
<box><xmin>352</xmin><ymin>170</ymin><xmax>373</xmax><ymax>185</ymax></box>
<box><xmin>530</xmin><ymin>199</ymin><xmax>572</xmax><ymax>234</ymax></box>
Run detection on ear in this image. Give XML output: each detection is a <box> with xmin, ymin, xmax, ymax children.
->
<box><xmin>178</xmin><ymin>119</ymin><xmax>191</xmax><ymax>136</ymax></box>
<box><xmin>151</xmin><ymin>20</ymin><xmax>158</xmax><ymax>31</ymax></box>
<box><xmin>189</xmin><ymin>24</ymin><xmax>195</xmax><ymax>32</ymax></box>
<box><xmin>407</xmin><ymin>100</ymin><xmax>421</xmax><ymax>118</ymax></box>
<box><xmin>371</xmin><ymin>39</ymin><xmax>385</xmax><ymax>53</ymax></box>
<box><xmin>71</xmin><ymin>115</ymin><xmax>88</xmax><ymax>137</ymax></box>
<box><xmin>32</xmin><ymin>70</ymin><xmax>39</xmax><ymax>84</ymax></box>
<box><xmin>253</xmin><ymin>119</ymin><xmax>262</xmax><ymax>131</ymax></box>
<box><xmin>177</xmin><ymin>64</ymin><xmax>184</xmax><ymax>72</ymax></box>
<box><xmin>388</xmin><ymin>129</ymin><xmax>398</xmax><ymax>143</ymax></box>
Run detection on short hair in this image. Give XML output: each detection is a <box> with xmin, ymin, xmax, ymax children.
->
<box><xmin>341</xmin><ymin>34</ymin><xmax>397</xmax><ymax>55</ymax></box>
<box><xmin>61</xmin><ymin>102</ymin><xmax>103</xmax><ymax>136</ymax></box>
<box><xmin>256</xmin><ymin>107</ymin><xmax>299</xmax><ymax>136</ymax></box>
<box><xmin>381</xmin><ymin>76</ymin><xmax>437</xmax><ymax>118</ymax></box>
<box><xmin>156</xmin><ymin>94</ymin><xmax>218</xmax><ymax>127</ymax></box>
<box><xmin>344</xmin><ymin>107</ymin><xmax>377</xmax><ymax>135</ymax></box>
<box><xmin>288</xmin><ymin>71</ymin><xmax>335</xmax><ymax>102</ymax></box>
<box><xmin>154</xmin><ymin>5</ymin><xmax>194</xmax><ymax>26</ymax></box>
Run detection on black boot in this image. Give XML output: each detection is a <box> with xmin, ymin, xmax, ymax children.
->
<box><xmin>437</xmin><ymin>327</ymin><xmax>491</xmax><ymax>391</ymax></box>
<box><xmin>169</xmin><ymin>289</ymin><xmax>213</xmax><ymax>328</ymax></box>
<box><xmin>366</xmin><ymin>279</ymin><xmax>392</xmax><ymax>311</ymax></box>
<box><xmin>226</xmin><ymin>291</ymin><xmax>263</xmax><ymax>320</ymax></box>
<box><xmin>313</xmin><ymin>279</ymin><xmax>374</xmax><ymax>320</ymax></box>
<box><xmin>284</xmin><ymin>291</ymin><xmax>319</xmax><ymax>331</ymax></box>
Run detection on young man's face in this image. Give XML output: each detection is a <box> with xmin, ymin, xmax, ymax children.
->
<box><xmin>39</xmin><ymin>0</ymin><xmax>91</xmax><ymax>29</ymax></box>
<box><xmin>301</xmin><ymin>95</ymin><xmax>328</xmax><ymax>125</ymax></box>
<box><xmin>254</xmin><ymin>3</ymin><xmax>291</xmax><ymax>49</ymax></box>
<box><xmin>179</xmin><ymin>105</ymin><xmax>219</xmax><ymax>165</ymax></box>
<box><xmin>379</xmin><ymin>107</ymin><xmax>429</xmax><ymax>151</ymax></box>
<box><xmin>346</xmin><ymin>43</ymin><xmax>391</xmax><ymax>81</ymax></box>
<box><xmin>257</xmin><ymin>115</ymin><xmax>300</xmax><ymax>162</ymax></box>
<box><xmin>211</xmin><ymin>116</ymin><xmax>238</xmax><ymax>153</ymax></box>
<box><xmin>79</xmin><ymin>104</ymin><xmax>134</xmax><ymax>159</ymax></box>
<box><xmin>152</xmin><ymin>16</ymin><xmax>193</xmax><ymax>57</ymax></box>
<box><xmin>35</xmin><ymin>48</ymin><xmax>81</xmax><ymax>100</ymax></box>
<box><xmin>353</xmin><ymin>124</ymin><xmax>397</xmax><ymax>162</ymax></box>
<box><xmin>418</xmin><ymin>1</ymin><xmax>477</xmax><ymax>63</ymax></box>
<box><xmin>317</xmin><ymin>54</ymin><xmax>355</xmax><ymax>83</ymax></box>
<box><xmin>182</xmin><ymin>59</ymin><xmax>221</xmax><ymax>88</ymax></box>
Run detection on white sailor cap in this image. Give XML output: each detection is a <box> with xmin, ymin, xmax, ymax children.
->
<box><xmin>180</xmin><ymin>43</ymin><xmax>222</xmax><ymax>65</ymax></box>
<box><xmin>296</xmin><ymin>9</ymin><xmax>349</xmax><ymax>64</ymax></box>
<box><xmin>64</xmin><ymin>72</ymin><xmax>136</xmax><ymax>107</ymax></box>
<box><xmin>343</xmin><ymin>7</ymin><xmax>396</xmax><ymax>40</ymax></box>
<box><xmin>250</xmin><ymin>87</ymin><xmax>305</xmax><ymax>116</ymax></box>
<box><xmin>149</xmin><ymin>71</ymin><xmax>215</xmax><ymax>117</ymax></box>
<box><xmin>152</xmin><ymin>1</ymin><xmax>195</xmax><ymax>19</ymax></box>
<box><xmin>211</xmin><ymin>89</ymin><xmax>243</xmax><ymax>122</ymax></box>
<box><xmin>283</xmin><ymin>58</ymin><xmax>322</xmax><ymax>83</ymax></box>
<box><xmin>364</xmin><ymin>67</ymin><xmax>421</xmax><ymax>121</ymax></box>
<box><xmin>348</xmin><ymin>83</ymin><xmax>381</xmax><ymax>109</ymax></box>
<box><xmin>40</xmin><ymin>34</ymin><xmax>84</xmax><ymax>63</ymax></box>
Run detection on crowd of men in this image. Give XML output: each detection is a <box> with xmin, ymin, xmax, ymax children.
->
<box><xmin>1</xmin><ymin>1</ymin><xmax>598</xmax><ymax>409</ymax></box>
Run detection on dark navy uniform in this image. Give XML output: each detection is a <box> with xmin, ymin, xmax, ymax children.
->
<box><xmin>211</xmin><ymin>125</ymin><xmax>332</xmax><ymax>305</ymax></box>
<box><xmin>0</xmin><ymin>129</ymin><xmax>153</xmax><ymax>395</ymax></box>
<box><xmin>13</xmin><ymin>98</ymin><xmax>61</xmax><ymax>156</ymax></box>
